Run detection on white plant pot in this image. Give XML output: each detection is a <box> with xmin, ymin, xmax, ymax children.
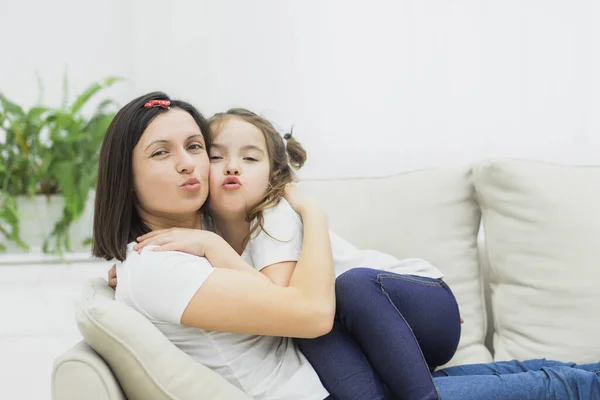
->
<box><xmin>1</xmin><ymin>191</ymin><xmax>95</xmax><ymax>254</ymax></box>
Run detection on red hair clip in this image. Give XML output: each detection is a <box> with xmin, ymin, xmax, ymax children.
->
<box><xmin>144</xmin><ymin>99</ymin><xmax>171</xmax><ymax>109</ymax></box>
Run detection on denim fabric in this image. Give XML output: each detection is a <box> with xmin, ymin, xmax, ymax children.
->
<box><xmin>297</xmin><ymin>267</ymin><xmax>461</xmax><ymax>400</ymax></box>
<box><xmin>433</xmin><ymin>359</ymin><xmax>600</xmax><ymax>400</ymax></box>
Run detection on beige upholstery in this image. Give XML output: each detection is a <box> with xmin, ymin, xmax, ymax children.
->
<box><xmin>52</xmin><ymin>341</ymin><xmax>126</xmax><ymax>400</ymax></box>
<box><xmin>473</xmin><ymin>159</ymin><xmax>600</xmax><ymax>363</ymax></box>
<box><xmin>51</xmin><ymin>159</ymin><xmax>600</xmax><ymax>400</ymax></box>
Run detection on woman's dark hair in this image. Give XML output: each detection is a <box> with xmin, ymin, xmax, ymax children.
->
<box><xmin>92</xmin><ymin>91</ymin><xmax>211</xmax><ymax>261</ymax></box>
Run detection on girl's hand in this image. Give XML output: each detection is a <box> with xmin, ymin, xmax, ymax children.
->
<box><xmin>135</xmin><ymin>228</ymin><xmax>217</xmax><ymax>257</ymax></box>
<box><xmin>283</xmin><ymin>185</ymin><xmax>320</xmax><ymax>216</ymax></box>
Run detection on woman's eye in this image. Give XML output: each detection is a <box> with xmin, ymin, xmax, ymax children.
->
<box><xmin>188</xmin><ymin>144</ymin><xmax>204</xmax><ymax>150</ymax></box>
<box><xmin>244</xmin><ymin>157</ymin><xmax>258</xmax><ymax>162</ymax></box>
<box><xmin>151</xmin><ymin>151</ymin><xmax>167</xmax><ymax>157</ymax></box>
<box><xmin>209</xmin><ymin>156</ymin><xmax>223</xmax><ymax>160</ymax></box>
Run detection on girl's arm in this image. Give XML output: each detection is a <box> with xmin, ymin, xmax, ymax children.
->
<box><xmin>107</xmin><ymin>234</ymin><xmax>273</xmax><ymax>289</ymax></box>
<box><xmin>137</xmin><ymin>230</ymin><xmax>297</xmax><ymax>286</ymax></box>
<box><xmin>201</xmin><ymin>235</ymin><xmax>272</xmax><ymax>282</ymax></box>
<box><xmin>135</xmin><ymin>227</ymin><xmax>272</xmax><ymax>282</ymax></box>
<box><xmin>261</xmin><ymin>262</ymin><xmax>296</xmax><ymax>286</ymax></box>
<box><xmin>182</xmin><ymin>199</ymin><xmax>336</xmax><ymax>338</ymax></box>
<box><xmin>135</xmin><ymin>196</ymin><xmax>307</xmax><ymax>286</ymax></box>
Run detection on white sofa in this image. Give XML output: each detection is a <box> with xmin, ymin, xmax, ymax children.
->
<box><xmin>51</xmin><ymin>159</ymin><xmax>600</xmax><ymax>400</ymax></box>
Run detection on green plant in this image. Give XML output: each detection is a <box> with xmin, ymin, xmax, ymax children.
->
<box><xmin>0</xmin><ymin>76</ymin><xmax>122</xmax><ymax>253</ymax></box>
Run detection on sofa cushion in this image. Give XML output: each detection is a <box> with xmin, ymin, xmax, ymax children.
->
<box><xmin>75</xmin><ymin>278</ymin><xmax>252</xmax><ymax>400</ymax></box>
<box><xmin>52</xmin><ymin>341</ymin><xmax>126</xmax><ymax>400</ymax></box>
<box><xmin>473</xmin><ymin>159</ymin><xmax>600</xmax><ymax>363</ymax></box>
<box><xmin>300</xmin><ymin>166</ymin><xmax>491</xmax><ymax>366</ymax></box>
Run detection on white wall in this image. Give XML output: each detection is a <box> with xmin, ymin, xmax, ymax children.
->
<box><xmin>4</xmin><ymin>1</ymin><xmax>599</xmax><ymax>178</ymax></box>
<box><xmin>2</xmin><ymin>1</ymin><xmax>600</xmax><ymax>399</ymax></box>
<box><xmin>0</xmin><ymin>0</ymin><xmax>134</xmax><ymax>109</ymax></box>
<box><xmin>133</xmin><ymin>0</ymin><xmax>600</xmax><ymax>178</ymax></box>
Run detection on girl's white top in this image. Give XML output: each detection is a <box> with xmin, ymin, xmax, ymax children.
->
<box><xmin>242</xmin><ymin>198</ymin><xmax>443</xmax><ymax>279</ymax></box>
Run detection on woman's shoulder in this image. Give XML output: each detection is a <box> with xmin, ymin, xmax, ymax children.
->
<box><xmin>117</xmin><ymin>243</ymin><xmax>216</xmax><ymax>324</ymax></box>
<box><xmin>122</xmin><ymin>242</ymin><xmax>214</xmax><ymax>270</ymax></box>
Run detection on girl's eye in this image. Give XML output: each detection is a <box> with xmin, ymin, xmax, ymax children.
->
<box><xmin>210</xmin><ymin>156</ymin><xmax>223</xmax><ymax>160</ymax></box>
<box><xmin>244</xmin><ymin>157</ymin><xmax>258</xmax><ymax>162</ymax></box>
<box><xmin>189</xmin><ymin>144</ymin><xmax>204</xmax><ymax>150</ymax></box>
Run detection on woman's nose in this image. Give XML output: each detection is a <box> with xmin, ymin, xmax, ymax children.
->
<box><xmin>177</xmin><ymin>152</ymin><xmax>196</xmax><ymax>174</ymax></box>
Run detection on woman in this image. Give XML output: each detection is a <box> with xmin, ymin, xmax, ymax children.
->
<box><xmin>94</xmin><ymin>92</ymin><xmax>334</xmax><ymax>400</ymax></box>
<box><xmin>99</xmin><ymin>92</ymin><xmax>599</xmax><ymax>400</ymax></box>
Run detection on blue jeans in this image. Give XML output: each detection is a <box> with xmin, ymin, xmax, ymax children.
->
<box><xmin>297</xmin><ymin>267</ymin><xmax>462</xmax><ymax>400</ymax></box>
<box><xmin>433</xmin><ymin>358</ymin><xmax>600</xmax><ymax>400</ymax></box>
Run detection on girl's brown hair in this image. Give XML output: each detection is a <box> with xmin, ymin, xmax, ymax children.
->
<box><xmin>208</xmin><ymin>108</ymin><xmax>306</xmax><ymax>248</ymax></box>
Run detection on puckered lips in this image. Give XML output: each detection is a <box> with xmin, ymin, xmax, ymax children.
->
<box><xmin>222</xmin><ymin>176</ymin><xmax>241</xmax><ymax>190</ymax></box>
<box><xmin>180</xmin><ymin>177</ymin><xmax>201</xmax><ymax>192</ymax></box>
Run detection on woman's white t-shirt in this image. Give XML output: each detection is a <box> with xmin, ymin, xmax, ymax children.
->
<box><xmin>115</xmin><ymin>243</ymin><xmax>330</xmax><ymax>400</ymax></box>
<box><xmin>242</xmin><ymin>198</ymin><xmax>444</xmax><ymax>279</ymax></box>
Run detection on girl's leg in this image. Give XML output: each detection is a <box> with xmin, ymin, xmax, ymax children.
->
<box><xmin>434</xmin><ymin>367</ymin><xmax>600</xmax><ymax>400</ymax></box>
<box><xmin>296</xmin><ymin>322</ymin><xmax>390</xmax><ymax>400</ymax></box>
<box><xmin>333</xmin><ymin>268</ymin><xmax>461</xmax><ymax>400</ymax></box>
<box><xmin>370</xmin><ymin>271</ymin><xmax>462</xmax><ymax>368</ymax></box>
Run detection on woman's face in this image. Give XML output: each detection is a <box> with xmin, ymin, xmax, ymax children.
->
<box><xmin>208</xmin><ymin>118</ymin><xmax>271</xmax><ymax>217</ymax></box>
<box><xmin>132</xmin><ymin>108</ymin><xmax>210</xmax><ymax>220</ymax></box>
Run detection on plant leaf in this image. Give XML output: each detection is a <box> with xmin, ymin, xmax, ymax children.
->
<box><xmin>70</xmin><ymin>76</ymin><xmax>122</xmax><ymax>115</ymax></box>
<box><xmin>0</xmin><ymin>75</ymin><xmax>121</xmax><ymax>254</ymax></box>
<box><xmin>61</xmin><ymin>67</ymin><xmax>69</xmax><ymax>108</ymax></box>
<box><xmin>0</xmin><ymin>93</ymin><xmax>25</xmax><ymax>116</ymax></box>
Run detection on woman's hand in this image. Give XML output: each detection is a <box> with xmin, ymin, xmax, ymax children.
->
<box><xmin>134</xmin><ymin>228</ymin><xmax>218</xmax><ymax>257</ymax></box>
<box><xmin>107</xmin><ymin>264</ymin><xmax>117</xmax><ymax>288</ymax></box>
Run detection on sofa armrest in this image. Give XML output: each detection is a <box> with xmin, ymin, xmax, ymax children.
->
<box><xmin>52</xmin><ymin>340</ymin><xmax>126</xmax><ymax>400</ymax></box>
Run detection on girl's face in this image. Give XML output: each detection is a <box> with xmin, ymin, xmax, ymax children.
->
<box><xmin>208</xmin><ymin>118</ymin><xmax>271</xmax><ymax>217</ymax></box>
<box><xmin>132</xmin><ymin>108</ymin><xmax>210</xmax><ymax>220</ymax></box>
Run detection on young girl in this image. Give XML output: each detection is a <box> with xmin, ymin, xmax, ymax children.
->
<box><xmin>137</xmin><ymin>108</ymin><xmax>461</xmax><ymax>400</ymax></box>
